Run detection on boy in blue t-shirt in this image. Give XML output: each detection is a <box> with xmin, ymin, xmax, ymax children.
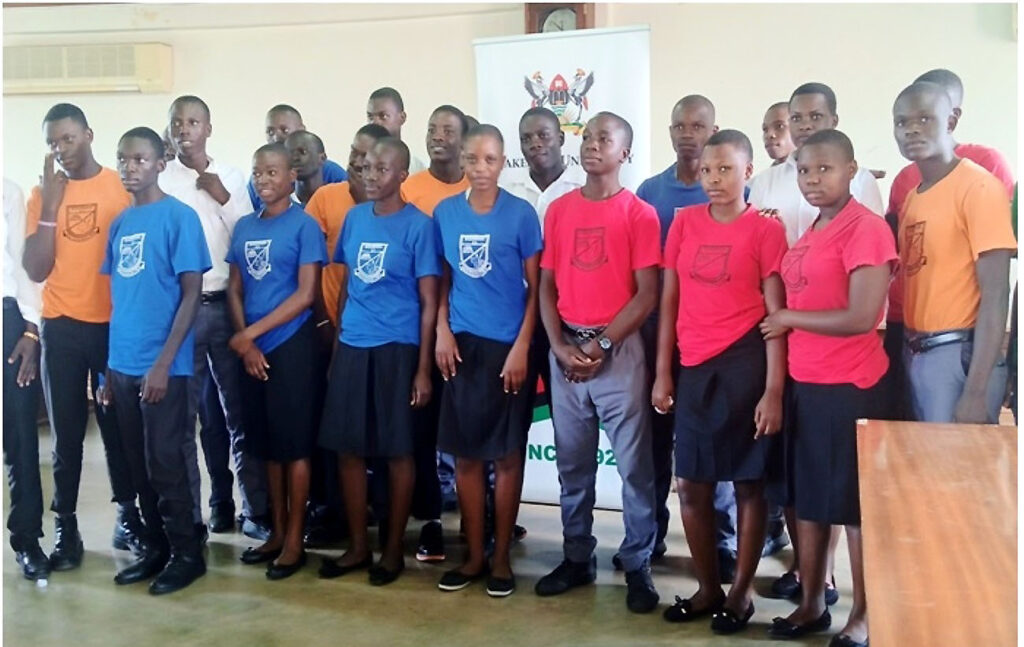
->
<box><xmin>97</xmin><ymin>127</ymin><xmax>212</xmax><ymax>595</ymax></box>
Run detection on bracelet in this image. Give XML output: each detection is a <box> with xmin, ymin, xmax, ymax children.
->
<box><xmin>22</xmin><ymin>331</ymin><xmax>39</xmax><ymax>342</ymax></box>
<box><xmin>37</xmin><ymin>221</ymin><xmax>57</xmax><ymax>228</ymax></box>
<box><xmin>316</xmin><ymin>319</ymin><xmax>331</xmax><ymax>328</ymax></box>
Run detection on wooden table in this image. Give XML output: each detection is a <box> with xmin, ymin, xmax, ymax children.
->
<box><xmin>857</xmin><ymin>420</ymin><xmax>1017</xmax><ymax>647</ymax></box>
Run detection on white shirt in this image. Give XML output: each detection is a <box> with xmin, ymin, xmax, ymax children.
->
<box><xmin>3</xmin><ymin>178</ymin><xmax>42</xmax><ymax>326</ymax></box>
<box><xmin>158</xmin><ymin>157</ymin><xmax>253</xmax><ymax>292</ymax></box>
<box><xmin>501</xmin><ymin>164</ymin><xmax>587</xmax><ymax>229</ymax></box>
<box><xmin>748</xmin><ymin>153</ymin><xmax>885</xmax><ymax>245</ymax></box>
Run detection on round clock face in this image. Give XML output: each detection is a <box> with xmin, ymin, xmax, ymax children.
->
<box><xmin>542</xmin><ymin>7</ymin><xmax>578</xmax><ymax>32</ymax></box>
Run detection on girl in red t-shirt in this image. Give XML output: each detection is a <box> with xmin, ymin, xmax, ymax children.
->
<box><xmin>652</xmin><ymin>130</ymin><xmax>787</xmax><ymax>634</ymax></box>
<box><xmin>760</xmin><ymin>130</ymin><xmax>896</xmax><ymax>647</ymax></box>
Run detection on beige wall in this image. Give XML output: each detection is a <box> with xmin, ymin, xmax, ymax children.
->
<box><xmin>3</xmin><ymin>3</ymin><xmax>1017</xmax><ymax>200</ymax></box>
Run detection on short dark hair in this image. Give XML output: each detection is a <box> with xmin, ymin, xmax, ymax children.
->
<box><xmin>592</xmin><ymin>111</ymin><xmax>634</xmax><ymax>148</ymax></box>
<box><xmin>431</xmin><ymin>105</ymin><xmax>469</xmax><ymax>137</ymax></box>
<box><xmin>286</xmin><ymin>129</ymin><xmax>324</xmax><ymax>155</ymax></box>
<box><xmin>369</xmin><ymin>87</ymin><xmax>405</xmax><ymax>112</ymax></box>
<box><xmin>519</xmin><ymin>106</ymin><xmax>561</xmax><ymax>132</ymax></box>
<box><xmin>356</xmin><ymin>123</ymin><xmax>392</xmax><ymax>140</ymax></box>
<box><xmin>914</xmin><ymin>68</ymin><xmax>964</xmax><ymax>106</ymax></box>
<box><xmin>894</xmin><ymin>81</ymin><xmax>953</xmax><ymax>113</ymax></box>
<box><xmin>796</xmin><ymin>128</ymin><xmax>855</xmax><ymax>162</ymax></box>
<box><xmin>674</xmin><ymin>95</ymin><xmax>716</xmax><ymax>122</ymax></box>
<box><xmin>375</xmin><ymin>136</ymin><xmax>411</xmax><ymax>172</ymax></box>
<box><xmin>767</xmin><ymin>101</ymin><xmax>790</xmax><ymax>113</ymax></box>
<box><xmin>706</xmin><ymin>129</ymin><xmax>753</xmax><ymax>161</ymax></box>
<box><xmin>42</xmin><ymin>103</ymin><xmax>88</xmax><ymax>128</ymax></box>
<box><xmin>254</xmin><ymin>142</ymin><xmax>289</xmax><ymax>161</ymax></box>
<box><xmin>170</xmin><ymin>95</ymin><xmax>211</xmax><ymax>120</ymax></box>
<box><xmin>465</xmin><ymin>123</ymin><xmax>504</xmax><ymax>148</ymax></box>
<box><xmin>267</xmin><ymin>103</ymin><xmax>302</xmax><ymax>120</ymax></box>
<box><xmin>790</xmin><ymin>82</ymin><xmax>837</xmax><ymax>116</ymax></box>
<box><xmin>119</xmin><ymin>126</ymin><xmax>165</xmax><ymax>160</ymax></box>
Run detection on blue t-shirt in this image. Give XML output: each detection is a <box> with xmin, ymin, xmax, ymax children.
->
<box><xmin>247</xmin><ymin>159</ymin><xmax>348</xmax><ymax>211</ymax></box>
<box><xmin>225</xmin><ymin>202</ymin><xmax>328</xmax><ymax>353</ymax></box>
<box><xmin>102</xmin><ymin>196</ymin><xmax>212</xmax><ymax>377</ymax></box>
<box><xmin>637</xmin><ymin>163</ymin><xmax>749</xmax><ymax>247</ymax></box>
<box><xmin>434</xmin><ymin>190</ymin><xmax>543</xmax><ymax>344</ymax></box>
<box><xmin>334</xmin><ymin>202</ymin><xmax>440</xmax><ymax>348</ymax></box>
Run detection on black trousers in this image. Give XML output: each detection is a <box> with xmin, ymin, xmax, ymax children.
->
<box><xmin>3</xmin><ymin>301</ymin><xmax>43</xmax><ymax>548</ymax></box>
<box><xmin>639</xmin><ymin>316</ymin><xmax>674</xmax><ymax>545</ymax></box>
<box><xmin>108</xmin><ymin>370</ymin><xmax>198</xmax><ymax>553</ymax></box>
<box><xmin>410</xmin><ymin>367</ymin><xmax>444</xmax><ymax>520</ymax></box>
<box><xmin>40</xmin><ymin>316</ymin><xmax>135</xmax><ymax>515</ymax></box>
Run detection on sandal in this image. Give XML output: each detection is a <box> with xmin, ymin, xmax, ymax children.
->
<box><xmin>662</xmin><ymin>592</ymin><xmax>726</xmax><ymax>623</ymax></box>
<box><xmin>710</xmin><ymin>602</ymin><xmax>754</xmax><ymax>634</ymax></box>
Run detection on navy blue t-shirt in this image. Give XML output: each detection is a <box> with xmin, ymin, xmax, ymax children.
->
<box><xmin>434</xmin><ymin>190</ymin><xmax>543</xmax><ymax>344</ymax></box>
<box><xmin>226</xmin><ymin>202</ymin><xmax>327</xmax><ymax>353</ymax></box>
<box><xmin>637</xmin><ymin>163</ymin><xmax>749</xmax><ymax>247</ymax></box>
<box><xmin>102</xmin><ymin>196</ymin><xmax>212</xmax><ymax>377</ymax></box>
<box><xmin>334</xmin><ymin>202</ymin><xmax>440</xmax><ymax>348</ymax></box>
<box><xmin>248</xmin><ymin>159</ymin><xmax>348</xmax><ymax>211</ymax></box>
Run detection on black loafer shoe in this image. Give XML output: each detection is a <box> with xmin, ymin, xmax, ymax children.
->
<box><xmin>711</xmin><ymin>602</ymin><xmax>755</xmax><ymax>634</ymax></box>
<box><xmin>438</xmin><ymin>567</ymin><xmax>486</xmax><ymax>592</ymax></box>
<box><xmin>486</xmin><ymin>573</ymin><xmax>516</xmax><ymax>597</ymax></box>
<box><xmin>149</xmin><ymin>553</ymin><xmax>206</xmax><ymax>595</ymax></box>
<box><xmin>624</xmin><ymin>564</ymin><xmax>660</xmax><ymax>613</ymax></box>
<box><xmin>115</xmin><ymin>547</ymin><xmax>169</xmax><ymax>585</ymax></box>
<box><xmin>767</xmin><ymin>610</ymin><xmax>832</xmax><ymax>639</ymax></box>
<box><xmin>662</xmin><ymin>592</ymin><xmax>726</xmax><ymax>623</ymax></box>
<box><xmin>368</xmin><ymin>559</ymin><xmax>405</xmax><ymax>586</ymax></box>
<box><xmin>209</xmin><ymin>503</ymin><xmax>236</xmax><ymax>534</ymax></box>
<box><xmin>769</xmin><ymin>571</ymin><xmax>801</xmax><ymax>599</ymax></box>
<box><xmin>318</xmin><ymin>554</ymin><xmax>372</xmax><ymax>579</ymax></box>
<box><xmin>14</xmin><ymin>542</ymin><xmax>51</xmax><ymax>581</ymax></box>
<box><xmin>825</xmin><ymin>580</ymin><xmax>840</xmax><ymax>606</ymax></box>
<box><xmin>266</xmin><ymin>552</ymin><xmax>307</xmax><ymax>580</ymax></box>
<box><xmin>240</xmin><ymin>546</ymin><xmax>280</xmax><ymax>565</ymax></box>
<box><xmin>535</xmin><ymin>555</ymin><xmax>597</xmax><ymax>597</ymax></box>
<box><xmin>829</xmin><ymin>633</ymin><xmax>869</xmax><ymax>647</ymax></box>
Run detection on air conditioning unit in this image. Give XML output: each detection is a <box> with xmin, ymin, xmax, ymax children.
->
<box><xmin>3</xmin><ymin>43</ymin><xmax>172</xmax><ymax>95</ymax></box>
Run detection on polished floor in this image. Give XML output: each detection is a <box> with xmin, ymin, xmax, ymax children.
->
<box><xmin>4</xmin><ymin>423</ymin><xmax>850</xmax><ymax>647</ymax></box>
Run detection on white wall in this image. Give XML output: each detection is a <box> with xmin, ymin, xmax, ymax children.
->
<box><xmin>3</xmin><ymin>3</ymin><xmax>1017</xmax><ymax>201</ymax></box>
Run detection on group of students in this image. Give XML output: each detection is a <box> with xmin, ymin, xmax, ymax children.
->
<box><xmin>2</xmin><ymin>69</ymin><xmax>1015</xmax><ymax>647</ymax></box>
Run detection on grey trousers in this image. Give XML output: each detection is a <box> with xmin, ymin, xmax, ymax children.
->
<box><xmin>904</xmin><ymin>339</ymin><xmax>1007</xmax><ymax>423</ymax></box>
<box><xmin>549</xmin><ymin>329</ymin><xmax>657</xmax><ymax>573</ymax></box>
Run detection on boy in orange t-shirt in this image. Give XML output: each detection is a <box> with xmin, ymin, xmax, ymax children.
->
<box><xmin>893</xmin><ymin>82</ymin><xmax>1016</xmax><ymax>423</ymax></box>
<box><xmin>400</xmin><ymin>105</ymin><xmax>470</xmax><ymax>217</ymax></box>
<box><xmin>22</xmin><ymin>103</ymin><xmax>141</xmax><ymax>570</ymax></box>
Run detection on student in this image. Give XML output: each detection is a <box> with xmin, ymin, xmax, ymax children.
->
<box><xmin>534</xmin><ymin>112</ymin><xmax>660</xmax><ymax>614</ymax></box>
<box><xmin>22</xmin><ymin>103</ymin><xmax>142</xmax><ymax>570</ymax></box>
<box><xmin>749</xmin><ymin>82</ymin><xmax>885</xmax><ymax>245</ymax></box>
<box><xmin>400</xmin><ymin>104</ymin><xmax>471</xmax><ymax>562</ymax></box>
<box><xmin>366</xmin><ymin>87</ymin><xmax>427</xmax><ymax>174</ymax></box>
<box><xmin>98</xmin><ymin>127</ymin><xmax>211</xmax><ymax>595</ymax></box>
<box><xmin>433</xmin><ymin>125</ymin><xmax>542</xmax><ymax>597</ymax></box>
<box><xmin>761</xmin><ymin>102</ymin><xmax>796</xmax><ymax>166</ymax></box>
<box><xmin>760</xmin><ymin>129</ymin><xmax>897</xmax><ymax>647</ymax></box>
<box><xmin>250</xmin><ymin>104</ymin><xmax>348</xmax><ymax>211</ymax></box>
<box><xmin>227</xmin><ymin>143</ymin><xmax>327</xmax><ymax>579</ymax></box>
<box><xmin>893</xmin><ymin>82</ymin><xmax>1015</xmax><ymax>424</ymax></box>
<box><xmin>882</xmin><ymin>69</ymin><xmax>1014</xmax><ymax>422</ymax></box>
<box><xmin>318</xmin><ymin>138</ymin><xmax>439</xmax><ymax>586</ymax></box>
<box><xmin>653</xmin><ymin>130</ymin><xmax>786</xmax><ymax>633</ymax></box>
<box><xmin>161</xmin><ymin>95</ymin><xmax>270</xmax><ymax>540</ymax></box>
<box><xmin>4</xmin><ymin>178</ymin><xmax>46</xmax><ymax>580</ymax></box>
<box><xmin>285</xmin><ymin>130</ymin><xmax>327</xmax><ymax>206</ymax></box>
<box><xmin>160</xmin><ymin>126</ymin><xmax>177</xmax><ymax>162</ymax></box>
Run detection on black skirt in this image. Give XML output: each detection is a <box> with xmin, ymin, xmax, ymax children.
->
<box><xmin>239</xmin><ymin>318</ymin><xmax>321</xmax><ymax>462</ymax></box>
<box><xmin>437</xmin><ymin>332</ymin><xmax>534</xmax><ymax>460</ymax></box>
<box><xmin>318</xmin><ymin>341</ymin><xmax>419</xmax><ymax>458</ymax></box>
<box><xmin>768</xmin><ymin>379</ymin><xmax>881</xmax><ymax>526</ymax></box>
<box><xmin>674</xmin><ymin>326</ymin><xmax>769</xmax><ymax>482</ymax></box>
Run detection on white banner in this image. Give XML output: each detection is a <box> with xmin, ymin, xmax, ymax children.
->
<box><xmin>473</xmin><ymin>27</ymin><xmax>651</xmax><ymax>509</ymax></box>
<box><xmin>473</xmin><ymin>26</ymin><xmax>651</xmax><ymax>192</ymax></box>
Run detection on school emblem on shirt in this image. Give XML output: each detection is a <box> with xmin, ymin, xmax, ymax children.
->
<box><xmin>690</xmin><ymin>245</ymin><xmax>732</xmax><ymax>286</ymax></box>
<box><xmin>458</xmin><ymin>234</ymin><xmax>492</xmax><ymax>279</ymax></box>
<box><xmin>354</xmin><ymin>242</ymin><xmax>388</xmax><ymax>284</ymax></box>
<box><xmin>781</xmin><ymin>246</ymin><xmax>810</xmax><ymax>292</ymax></box>
<box><xmin>903</xmin><ymin>222</ymin><xmax>927</xmax><ymax>277</ymax></box>
<box><xmin>523</xmin><ymin>69</ymin><xmax>595</xmax><ymax>135</ymax></box>
<box><xmin>116</xmin><ymin>233</ymin><xmax>146</xmax><ymax>278</ymax></box>
<box><xmin>244</xmin><ymin>239</ymin><xmax>273</xmax><ymax>280</ymax></box>
<box><xmin>571</xmin><ymin>227</ymin><xmax>607</xmax><ymax>271</ymax></box>
<box><xmin>63</xmin><ymin>204</ymin><xmax>99</xmax><ymax>242</ymax></box>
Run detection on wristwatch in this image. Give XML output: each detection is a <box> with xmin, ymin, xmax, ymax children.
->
<box><xmin>597</xmin><ymin>335</ymin><xmax>613</xmax><ymax>353</ymax></box>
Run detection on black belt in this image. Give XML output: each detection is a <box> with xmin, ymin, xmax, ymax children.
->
<box><xmin>905</xmin><ymin>328</ymin><xmax>973</xmax><ymax>354</ymax></box>
<box><xmin>201</xmin><ymin>291</ymin><xmax>226</xmax><ymax>304</ymax></box>
<box><xmin>561</xmin><ymin>322</ymin><xmax>606</xmax><ymax>343</ymax></box>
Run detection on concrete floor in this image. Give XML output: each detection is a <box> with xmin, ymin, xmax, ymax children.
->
<box><xmin>4</xmin><ymin>423</ymin><xmax>847</xmax><ymax>647</ymax></box>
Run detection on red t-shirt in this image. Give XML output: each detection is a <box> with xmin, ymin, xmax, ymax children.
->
<box><xmin>540</xmin><ymin>188</ymin><xmax>661</xmax><ymax>327</ymax></box>
<box><xmin>663</xmin><ymin>204</ymin><xmax>787</xmax><ymax>366</ymax></box>
<box><xmin>886</xmin><ymin>143</ymin><xmax>1014</xmax><ymax>323</ymax></box>
<box><xmin>783</xmin><ymin>199</ymin><xmax>897</xmax><ymax>388</ymax></box>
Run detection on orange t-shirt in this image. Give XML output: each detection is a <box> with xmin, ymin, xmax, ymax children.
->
<box><xmin>305</xmin><ymin>181</ymin><xmax>357</xmax><ymax>325</ymax></box>
<box><xmin>26</xmin><ymin>167</ymin><xmax>131</xmax><ymax>323</ymax></box>
<box><xmin>400</xmin><ymin>169</ymin><xmax>469</xmax><ymax>216</ymax></box>
<box><xmin>900</xmin><ymin>159</ymin><xmax>1017</xmax><ymax>333</ymax></box>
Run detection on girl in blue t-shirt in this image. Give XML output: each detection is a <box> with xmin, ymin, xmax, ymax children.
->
<box><xmin>317</xmin><ymin>138</ymin><xmax>440</xmax><ymax>586</ymax></box>
<box><xmin>432</xmin><ymin>125</ymin><xmax>542</xmax><ymax>597</ymax></box>
<box><xmin>225</xmin><ymin>144</ymin><xmax>327</xmax><ymax>581</ymax></box>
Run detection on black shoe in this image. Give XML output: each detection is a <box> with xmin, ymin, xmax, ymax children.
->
<box><xmin>114</xmin><ymin>542</ymin><xmax>169</xmax><ymax>585</ymax></box>
<box><xmin>266</xmin><ymin>552</ymin><xmax>306</xmax><ymax>580</ymax></box>
<box><xmin>624</xmin><ymin>563</ymin><xmax>659</xmax><ymax>613</ymax></box>
<box><xmin>825</xmin><ymin>579</ymin><xmax>840</xmax><ymax>606</ymax></box>
<box><xmin>240</xmin><ymin>515</ymin><xmax>272</xmax><ymax>542</ymax></box>
<box><xmin>770</xmin><ymin>571</ymin><xmax>801</xmax><ymax>599</ymax></box>
<box><xmin>718</xmin><ymin>548</ymin><xmax>737</xmax><ymax>584</ymax></box>
<box><xmin>195</xmin><ymin>523</ymin><xmax>209</xmax><ymax>546</ymax></box>
<box><xmin>711</xmin><ymin>602</ymin><xmax>755</xmax><ymax>634</ymax></box>
<box><xmin>663</xmin><ymin>592</ymin><xmax>726</xmax><ymax>623</ymax></box>
<box><xmin>652</xmin><ymin>540</ymin><xmax>668</xmax><ymax>561</ymax></box>
<box><xmin>512</xmin><ymin>524</ymin><xmax>528</xmax><ymax>543</ymax></box>
<box><xmin>438</xmin><ymin>567</ymin><xmax>486</xmax><ymax>592</ymax></box>
<box><xmin>416</xmin><ymin>520</ymin><xmax>445</xmax><ymax>562</ymax></box>
<box><xmin>829</xmin><ymin>633</ymin><xmax>869</xmax><ymax>647</ymax></box>
<box><xmin>149</xmin><ymin>552</ymin><xmax>206</xmax><ymax>595</ymax></box>
<box><xmin>13</xmin><ymin>541</ymin><xmax>50</xmax><ymax>581</ymax></box>
<box><xmin>208</xmin><ymin>503</ymin><xmax>236</xmax><ymax>534</ymax></box>
<box><xmin>49</xmin><ymin>514</ymin><xmax>84</xmax><ymax>571</ymax></box>
<box><xmin>534</xmin><ymin>556</ymin><xmax>596</xmax><ymax>596</ymax></box>
<box><xmin>112</xmin><ymin>503</ymin><xmax>146</xmax><ymax>555</ymax></box>
<box><xmin>486</xmin><ymin>573</ymin><xmax>516</xmax><ymax>597</ymax></box>
<box><xmin>318</xmin><ymin>554</ymin><xmax>373</xmax><ymax>579</ymax></box>
<box><xmin>762</xmin><ymin>528</ymin><xmax>791</xmax><ymax>558</ymax></box>
<box><xmin>368</xmin><ymin>558</ymin><xmax>405</xmax><ymax>586</ymax></box>
<box><xmin>767</xmin><ymin>609</ymin><xmax>832</xmax><ymax>639</ymax></box>
<box><xmin>240</xmin><ymin>546</ymin><xmax>280</xmax><ymax>565</ymax></box>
